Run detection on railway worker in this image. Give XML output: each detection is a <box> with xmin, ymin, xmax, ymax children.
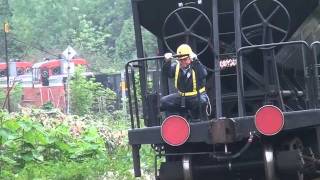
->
<box><xmin>160</xmin><ymin>44</ymin><xmax>209</xmax><ymax>120</ymax></box>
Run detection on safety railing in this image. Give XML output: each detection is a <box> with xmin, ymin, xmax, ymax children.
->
<box><xmin>125</xmin><ymin>56</ymin><xmax>168</xmax><ymax>129</ymax></box>
<box><xmin>311</xmin><ymin>41</ymin><xmax>320</xmax><ymax>108</ymax></box>
<box><xmin>236</xmin><ymin>41</ymin><xmax>310</xmax><ymax>116</ymax></box>
<box><xmin>125</xmin><ymin>54</ymin><xmax>207</xmax><ymax>129</ymax></box>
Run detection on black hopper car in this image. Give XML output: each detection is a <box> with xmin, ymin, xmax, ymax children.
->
<box><xmin>126</xmin><ymin>0</ymin><xmax>320</xmax><ymax>179</ymax></box>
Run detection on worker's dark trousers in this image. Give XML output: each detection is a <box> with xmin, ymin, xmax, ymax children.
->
<box><xmin>160</xmin><ymin>92</ymin><xmax>208</xmax><ymax>120</ymax></box>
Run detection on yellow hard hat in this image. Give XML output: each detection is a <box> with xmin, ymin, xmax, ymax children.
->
<box><xmin>176</xmin><ymin>44</ymin><xmax>193</xmax><ymax>59</ymax></box>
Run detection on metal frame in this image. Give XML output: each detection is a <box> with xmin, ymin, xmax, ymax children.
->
<box><xmin>236</xmin><ymin>41</ymin><xmax>309</xmax><ymax>116</ymax></box>
<box><xmin>129</xmin><ymin>1</ymin><xmax>320</xmax><ymax>127</ymax></box>
<box><xmin>263</xmin><ymin>144</ymin><xmax>277</xmax><ymax>180</ymax></box>
<box><xmin>125</xmin><ymin>55</ymin><xmax>165</xmax><ymax>177</ymax></box>
<box><xmin>212</xmin><ymin>0</ymin><xmax>222</xmax><ymax>118</ymax></box>
<box><xmin>128</xmin><ymin>0</ymin><xmax>320</xmax><ymax>178</ymax></box>
<box><xmin>125</xmin><ymin>54</ymin><xmax>208</xmax><ymax>129</ymax></box>
<box><xmin>154</xmin><ymin>148</ymin><xmax>259</xmax><ymax>178</ymax></box>
<box><xmin>129</xmin><ymin>108</ymin><xmax>320</xmax><ymax>145</ymax></box>
<box><xmin>182</xmin><ymin>155</ymin><xmax>193</xmax><ymax>180</ymax></box>
<box><xmin>310</xmin><ymin>41</ymin><xmax>320</xmax><ymax>108</ymax></box>
<box><xmin>131</xmin><ymin>0</ymin><xmax>148</xmax><ymax>125</ymax></box>
<box><xmin>125</xmin><ymin>56</ymin><xmax>166</xmax><ymax>129</ymax></box>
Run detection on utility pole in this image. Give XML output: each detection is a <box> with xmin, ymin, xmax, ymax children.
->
<box><xmin>63</xmin><ymin>45</ymin><xmax>76</xmax><ymax>115</ymax></box>
<box><xmin>4</xmin><ymin>21</ymin><xmax>10</xmax><ymax>112</ymax></box>
<box><xmin>66</xmin><ymin>49</ymin><xmax>71</xmax><ymax>115</ymax></box>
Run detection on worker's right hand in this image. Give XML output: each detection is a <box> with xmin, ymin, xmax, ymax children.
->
<box><xmin>164</xmin><ymin>53</ymin><xmax>173</xmax><ymax>62</ymax></box>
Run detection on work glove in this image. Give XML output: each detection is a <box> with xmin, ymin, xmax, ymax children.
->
<box><xmin>190</xmin><ymin>52</ymin><xmax>198</xmax><ymax>61</ymax></box>
<box><xmin>164</xmin><ymin>53</ymin><xmax>173</xmax><ymax>62</ymax></box>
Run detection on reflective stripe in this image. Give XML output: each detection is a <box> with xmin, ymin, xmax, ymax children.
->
<box><xmin>175</xmin><ymin>63</ymin><xmax>196</xmax><ymax>89</ymax></box>
<box><xmin>175</xmin><ymin>63</ymin><xmax>205</xmax><ymax>96</ymax></box>
<box><xmin>175</xmin><ymin>62</ymin><xmax>180</xmax><ymax>88</ymax></box>
<box><xmin>179</xmin><ymin>87</ymin><xmax>206</xmax><ymax>96</ymax></box>
<box><xmin>192</xmin><ymin>69</ymin><xmax>196</xmax><ymax>92</ymax></box>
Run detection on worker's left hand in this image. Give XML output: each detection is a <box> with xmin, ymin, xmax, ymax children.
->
<box><xmin>190</xmin><ymin>52</ymin><xmax>198</xmax><ymax>60</ymax></box>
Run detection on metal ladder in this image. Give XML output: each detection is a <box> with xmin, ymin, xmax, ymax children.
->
<box><xmin>217</xmin><ymin>5</ymin><xmax>237</xmax><ymax>78</ymax></box>
<box><xmin>212</xmin><ymin>0</ymin><xmax>243</xmax><ymax>117</ymax></box>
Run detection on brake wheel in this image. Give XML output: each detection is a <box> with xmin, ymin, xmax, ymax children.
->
<box><xmin>162</xmin><ymin>6</ymin><xmax>212</xmax><ymax>55</ymax></box>
<box><xmin>240</xmin><ymin>0</ymin><xmax>291</xmax><ymax>48</ymax></box>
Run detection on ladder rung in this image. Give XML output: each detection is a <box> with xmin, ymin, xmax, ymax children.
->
<box><xmin>221</xmin><ymin>73</ymin><xmax>237</xmax><ymax>77</ymax></box>
<box><xmin>220</xmin><ymin>52</ymin><xmax>236</xmax><ymax>56</ymax></box>
<box><xmin>222</xmin><ymin>94</ymin><xmax>237</xmax><ymax>99</ymax></box>
<box><xmin>218</xmin><ymin>11</ymin><xmax>234</xmax><ymax>15</ymax></box>
<box><xmin>219</xmin><ymin>31</ymin><xmax>235</xmax><ymax>36</ymax></box>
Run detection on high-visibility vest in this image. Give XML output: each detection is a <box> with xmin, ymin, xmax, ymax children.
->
<box><xmin>174</xmin><ymin>63</ymin><xmax>205</xmax><ymax>96</ymax></box>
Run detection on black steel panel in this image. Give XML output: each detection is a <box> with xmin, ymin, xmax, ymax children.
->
<box><xmin>129</xmin><ymin>109</ymin><xmax>320</xmax><ymax>145</ymax></box>
<box><xmin>128</xmin><ymin>121</ymin><xmax>213</xmax><ymax>145</ymax></box>
<box><xmin>128</xmin><ymin>126</ymin><xmax>162</xmax><ymax>145</ymax></box>
<box><xmin>235</xmin><ymin>109</ymin><xmax>320</xmax><ymax>139</ymax></box>
<box><xmin>136</xmin><ymin>0</ymin><xmax>318</xmax><ymax>40</ymax></box>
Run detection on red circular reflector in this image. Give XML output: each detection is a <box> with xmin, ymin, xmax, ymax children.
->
<box><xmin>255</xmin><ymin>105</ymin><xmax>284</xmax><ymax>136</ymax></box>
<box><xmin>161</xmin><ymin>115</ymin><xmax>190</xmax><ymax>146</ymax></box>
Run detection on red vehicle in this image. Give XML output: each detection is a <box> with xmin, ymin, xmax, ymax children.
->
<box><xmin>23</xmin><ymin>58</ymin><xmax>90</xmax><ymax>109</ymax></box>
<box><xmin>0</xmin><ymin>58</ymin><xmax>90</xmax><ymax>110</ymax></box>
<box><xmin>0</xmin><ymin>61</ymin><xmax>33</xmax><ymax>87</ymax></box>
<box><xmin>0</xmin><ymin>61</ymin><xmax>32</xmax><ymax>77</ymax></box>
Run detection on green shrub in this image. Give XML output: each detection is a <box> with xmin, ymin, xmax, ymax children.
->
<box><xmin>0</xmin><ymin>83</ymin><xmax>23</xmax><ymax>112</ymax></box>
<box><xmin>0</xmin><ymin>112</ymin><xmax>107</xmax><ymax>179</ymax></box>
<box><xmin>0</xmin><ymin>110</ymin><xmax>154</xmax><ymax>179</ymax></box>
<box><xmin>70</xmin><ymin>67</ymin><xmax>116</xmax><ymax>115</ymax></box>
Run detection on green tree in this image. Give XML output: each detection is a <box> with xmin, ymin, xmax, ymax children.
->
<box><xmin>115</xmin><ymin>19</ymin><xmax>136</xmax><ymax>64</ymax></box>
<box><xmin>70</xmin><ymin>67</ymin><xmax>116</xmax><ymax>115</ymax></box>
<box><xmin>70</xmin><ymin>67</ymin><xmax>97</xmax><ymax>115</ymax></box>
<box><xmin>0</xmin><ymin>0</ymin><xmax>157</xmax><ymax>73</ymax></box>
<box><xmin>115</xmin><ymin>18</ymin><xmax>158</xmax><ymax>64</ymax></box>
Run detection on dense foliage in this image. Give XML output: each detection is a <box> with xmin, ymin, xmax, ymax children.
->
<box><xmin>0</xmin><ymin>0</ymin><xmax>159</xmax><ymax>178</ymax></box>
<box><xmin>70</xmin><ymin>67</ymin><xmax>116</xmax><ymax>115</ymax></box>
<box><xmin>0</xmin><ymin>0</ymin><xmax>157</xmax><ymax>73</ymax></box>
<box><xmin>0</xmin><ymin>83</ymin><xmax>23</xmax><ymax>112</ymax></box>
<box><xmin>0</xmin><ymin>109</ymin><xmax>155</xmax><ymax>179</ymax></box>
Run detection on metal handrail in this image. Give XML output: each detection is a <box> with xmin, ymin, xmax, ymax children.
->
<box><xmin>125</xmin><ymin>56</ymin><xmax>166</xmax><ymax>129</ymax></box>
<box><xmin>310</xmin><ymin>41</ymin><xmax>320</xmax><ymax>108</ymax></box>
<box><xmin>236</xmin><ymin>40</ymin><xmax>309</xmax><ymax>116</ymax></box>
<box><xmin>125</xmin><ymin>54</ymin><xmax>205</xmax><ymax>129</ymax></box>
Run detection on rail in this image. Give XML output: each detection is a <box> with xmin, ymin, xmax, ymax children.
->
<box><xmin>236</xmin><ymin>40</ymin><xmax>310</xmax><ymax>116</ymax></box>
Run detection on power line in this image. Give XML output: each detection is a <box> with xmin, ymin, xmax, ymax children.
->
<box><xmin>9</xmin><ymin>36</ymin><xmax>59</xmax><ymax>58</ymax></box>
